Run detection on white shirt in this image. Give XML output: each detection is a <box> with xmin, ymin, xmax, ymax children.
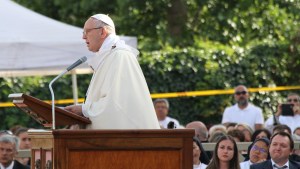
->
<box><xmin>265</xmin><ymin>114</ymin><xmax>300</xmax><ymax>134</ymax></box>
<box><xmin>271</xmin><ymin>159</ymin><xmax>289</xmax><ymax>169</ymax></box>
<box><xmin>159</xmin><ymin>116</ymin><xmax>180</xmax><ymax>129</ymax></box>
<box><xmin>222</xmin><ymin>103</ymin><xmax>264</xmax><ymax>130</ymax></box>
<box><xmin>240</xmin><ymin>160</ymin><xmax>252</xmax><ymax>169</ymax></box>
<box><xmin>82</xmin><ymin>34</ymin><xmax>160</xmax><ymax>129</ymax></box>
<box><xmin>0</xmin><ymin>161</ymin><xmax>14</xmax><ymax>169</ymax></box>
<box><xmin>193</xmin><ymin>163</ymin><xmax>207</xmax><ymax>169</ymax></box>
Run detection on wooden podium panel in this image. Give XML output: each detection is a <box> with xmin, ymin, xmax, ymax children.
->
<box><xmin>30</xmin><ymin>129</ymin><xmax>193</xmax><ymax>169</ymax></box>
<box><xmin>9</xmin><ymin>93</ymin><xmax>91</xmax><ymax>127</ymax></box>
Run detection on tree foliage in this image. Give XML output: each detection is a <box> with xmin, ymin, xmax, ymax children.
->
<box><xmin>1</xmin><ymin>0</ymin><xmax>300</xmax><ymax>129</ymax></box>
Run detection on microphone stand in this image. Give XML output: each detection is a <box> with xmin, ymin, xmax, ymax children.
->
<box><xmin>48</xmin><ymin>56</ymin><xmax>87</xmax><ymax>130</ymax></box>
<box><xmin>49</xmin><ymin>70</ymin><xmax>67</xmax><ymax>130</ymax></box>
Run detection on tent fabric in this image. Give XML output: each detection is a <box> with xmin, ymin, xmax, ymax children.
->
<box><xmin>0</xmin><ymin>0</ymin><xmax>137</xmax><ymax>77</ymax></box>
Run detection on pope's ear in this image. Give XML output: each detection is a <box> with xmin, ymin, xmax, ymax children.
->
<box><xmin>100</xmin><ymin>28</ymin><xmax>108</xmax><ymax>38</ymax></box>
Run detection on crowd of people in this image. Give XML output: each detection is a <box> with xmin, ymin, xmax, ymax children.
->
<box><xmin>157</xmin><ymin>85</ymin><xmax>300</xmax><ymax>169</ymax></box>
<box><xmin>1</xmin><ymin>85</ymin><xmax>300</xmax><ymax>169</ymax></box>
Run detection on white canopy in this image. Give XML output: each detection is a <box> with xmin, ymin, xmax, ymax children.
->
<box><xmin>0</xmin><ymin>0</ymin><xmax>137</xmax><ymax>77</ymax></box>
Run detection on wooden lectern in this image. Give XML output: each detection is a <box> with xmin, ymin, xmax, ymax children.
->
<box><xmin>9</xmin><ymin>94</ymin><xmax>194</xmax><ymax>169</ymax></box>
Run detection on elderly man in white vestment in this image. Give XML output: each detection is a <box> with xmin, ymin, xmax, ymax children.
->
<box><xmin>65</xmin><ymin>14</ymin><xmax>160</xmax><ymax>129</ymax></box>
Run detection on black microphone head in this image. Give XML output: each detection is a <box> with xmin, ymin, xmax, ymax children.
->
<box><xmin>167</xmin><ymin>121</ymin><xmax>176</xmax><ymax>129</ymax></box>
<box><xmin>66</xmin><ymin>56</ymin><xmax>88</xmax><ymax>71</ymax></box>
<box><xmin>80</xmin><ymin>56</ymin><xmax>87</xmax><ymax>62</ymax></box>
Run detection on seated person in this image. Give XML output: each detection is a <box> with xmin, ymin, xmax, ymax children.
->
<box><xmin>236</xmin><ymin>123</ymin><xmax>253</xmax><ymax>142</ymax></box>
<box><xmin>206</xmin><ymin>135</ymin><xmax>240</xmax><ymax>169</ymax></box>
<box><xmin>0</xmin><ymin>134</ymin><xmax>29</xmax><ymax>169</ymax></box>
<box><xmin>193</xmin><ymin>137</ymin><xmax>210</xmax><ymax>169</ymax></box>
<box><xmin>227</xmin><ymin>129</ymin><xmax>245</xmax><ymax>142</ymax></box>
<box><xmin>251</xmin><ymin>128</ymin><xmax>271</xmax><ymax>141</ymax></box>
<box><xmin>208</xmin><ymin>124</ymin><xmax>227</xmax><ymax>138</ymax></box>
<box><xmin>273</xmin><ymin>124</ymin><xmax>292</xmax><ymax>135</ymax></box>
<box><xmin>240</xmin><ymin>138</ymin><xmax>270</xmax><ymax>169</ymax></box>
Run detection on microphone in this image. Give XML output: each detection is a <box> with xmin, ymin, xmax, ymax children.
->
<box><xmin>262</xmin><ymin>98</ymin><xmax>279</xmax><ymax>125</ymax></box>
<box><xmin>49</xmin><ymin>56</ymin><xmax>87</xmax><ymax>129</ymax></box>
<box><xmin>66</xmin><ymin>56</ymin><xmax>87</xmax><ymax>71</ymax></box>
<box><xmin>167</xmin><ymin>121</ymin><xmax>176</xmax><ymax>129</ymax></box>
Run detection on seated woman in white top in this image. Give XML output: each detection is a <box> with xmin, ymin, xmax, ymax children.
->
<box><xmin>193</xmin><ymin>137</ymin><xmax>209</xmax><ymax>169</ymax></box>
<box><xmin>240</xmin><ymin>138</ymin><xmax>270</xmax><ymax>169</ymax></box>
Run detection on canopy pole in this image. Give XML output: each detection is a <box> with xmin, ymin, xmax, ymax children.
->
<box><xmin>71</xmin><ymin>70</ymin><xmax>78</xmax><ymax>104</ymax></box>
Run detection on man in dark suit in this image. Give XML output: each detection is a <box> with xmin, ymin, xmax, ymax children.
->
<box><xmin>0</xmin><ymin>134</ymin><xmax>29</xmax><ymax>169</ymax></box>
<box><xmin>251</xmin><ymin>131</ymin><xmax>300</xmax><ymax>169</ymax></box>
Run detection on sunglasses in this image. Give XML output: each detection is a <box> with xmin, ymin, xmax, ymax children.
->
<box><xmin>288</xmin><ymin>99</ymin><xmax>299</xmax><ymax>102</ymax></box>
<box><xmin>235</xmin><ymin>91</ymin><xmax>247</xmax><ymax>95</ymax></box>
<box><xmin>251</xmin><ymin>145</ymin><xmax>268</xmax><ymax>154</ymax></box>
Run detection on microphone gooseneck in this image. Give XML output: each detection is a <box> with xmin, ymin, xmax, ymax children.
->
<box><xmin>49</xmin><ymin>56</ymin><xmax>87</xmax><ymax>129</ymax></box>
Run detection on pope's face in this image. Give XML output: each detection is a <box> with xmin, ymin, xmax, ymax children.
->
<box><xmin>82</xmin><ymin>18</ymin><xmax>103</xmax><ymax>52</ymax></box>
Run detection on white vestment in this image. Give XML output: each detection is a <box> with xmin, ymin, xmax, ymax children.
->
<box><xmin>82</xmin><ymin>34</ymin><xmax>160</xmax><ymax>129</ymax></box>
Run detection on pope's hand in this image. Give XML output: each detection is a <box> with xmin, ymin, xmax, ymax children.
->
<box><xmin>65</xmin><ymin>105</ymin><xmax>83</xmax><ymax>116</ymax></box>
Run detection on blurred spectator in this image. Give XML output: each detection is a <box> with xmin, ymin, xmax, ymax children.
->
<box><xmin>240</xmin><ymin>138</ymin><xmax>270</xmax><ymax>169</ymax></box>
<box><xmin>0</xmin><ymin>134</ymin><xmax>30</xmax><ymax>169</ymax></box>
<box><xmin>227</xmin><ymin>129</ymin><xmax>245</xmax><ymax>142</ymax></box>
<box><xmin>226</xmin><ymin>122</ymin><xmax>238</xmax><ymax>132</ymax></box>
<box><xmin>208</xmin><ymin>124</ymin><xmax>227</xmax><ymax>138</ymax></box>
<box><xmin>251</xmin><ymin>128</ymin><xmax>271</xmax><ymax>142</ymax></box>
<box><xmin>193</xmin><ymin>137</ymin><xmax>210</xmax><ymax>169</ymax></box>
<box><xmin>10</xmin><ymin>125</ymin><xmax>23</xmax><ymax>135</ymax></box>
<box><xmin>14</xmin><ymin>127</ymin><xmax>31</xmax><ymax>166</ymax></box>
<box><xmin>222</xmin><ymin>85</ymin><xmax>264</xmax><ymax>131</ymax></box>
<box><xmin>265</xmin><ymin>93</ymin><xmax>300</xmax><ymax>133</ymax></box>
<box><xmin>236</xmin><ymin>123</ymin><xmax>253</xmax><ymax>142</ymax></box>
<box><xmin>0</xmin><ymin>130</ymin><xmax>12</xmax><ymax>136</ymax></box>
<box><xmin>291</xmin><ymin>127</ymin><xmax>300</xmax><ymax>161</ymax></box>
<box><xmin>208</xmin><ymin>131</ymin><xmax>226</xmax><ymax>143</ymax></box>
<box><xmin>206</xmin><ymin>135</ymin><xmax>240</xmax><ymax>169</ymax></box>
<box><xmin>250</xmin><ymin>132</ymin><xmax>300</xmax><ymax>169</ymax></box>
<box><xmin>273</xmin><ymin>124</ymin><xmax>292</xmax><ymax>135</ymax></box>
<box><xmin>153</xmin><ymin>99</ymin><xmax>180</xmax><ymax>129</ymax></box>
<box><xmin>293</xmin><ymin>127</ymin><xmax>300</xmax><ymax>141</ymax></box>
<box><xmin>186</xmin><ymin>121</ymin><xmax>209</xmax><ymax>142</ymax></box>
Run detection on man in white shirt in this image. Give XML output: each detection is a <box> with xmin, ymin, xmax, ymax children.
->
<box><xmin>250</xmin><ymin>132</ymin><xmax>300</xmax><ymax>169</ymax></box>
<box><xmin>65</xmin><ymin>14</ymin><xmax>160</xmax><ymax>129</ymax></box>
<box><xmin>265</xmin><ymin>93</ymin><xmax>300</xmax><ymax>134</ymax></box>
<box><xmin>153</xmin><ymin>99</ymin><xmax>180</xmax><ymax>129</ymax></box>
<box><xmin>222</xmin><ymin>85</ymin><xmax>264</xmax><ymax>130</ymax></box>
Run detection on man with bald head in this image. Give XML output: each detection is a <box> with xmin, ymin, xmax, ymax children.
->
<box><xmin>222</xmin><ymin>85</ymin><xmax>264</xmax><ymax>130</ymax></box>
<box><xmin>186</xmin><ymin>121</ymin><xmax>208</xmax><ymax>142</ymax></box>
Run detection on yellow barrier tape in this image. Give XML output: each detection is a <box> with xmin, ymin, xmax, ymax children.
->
<box><xmin>1</xmin><ymin>86</ymin><xmax>300</xmax><ymax>107</ymax></box>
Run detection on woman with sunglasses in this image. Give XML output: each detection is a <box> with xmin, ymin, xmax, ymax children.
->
<box><xmin>240</xmin><ymin>138</ymin><xmax>270</xmax><ymax>169</ymax></box>
<box><xmin>206</xmin><ymin>135</ymin><xmax>240</xmax><ymax>169</ymax></box>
